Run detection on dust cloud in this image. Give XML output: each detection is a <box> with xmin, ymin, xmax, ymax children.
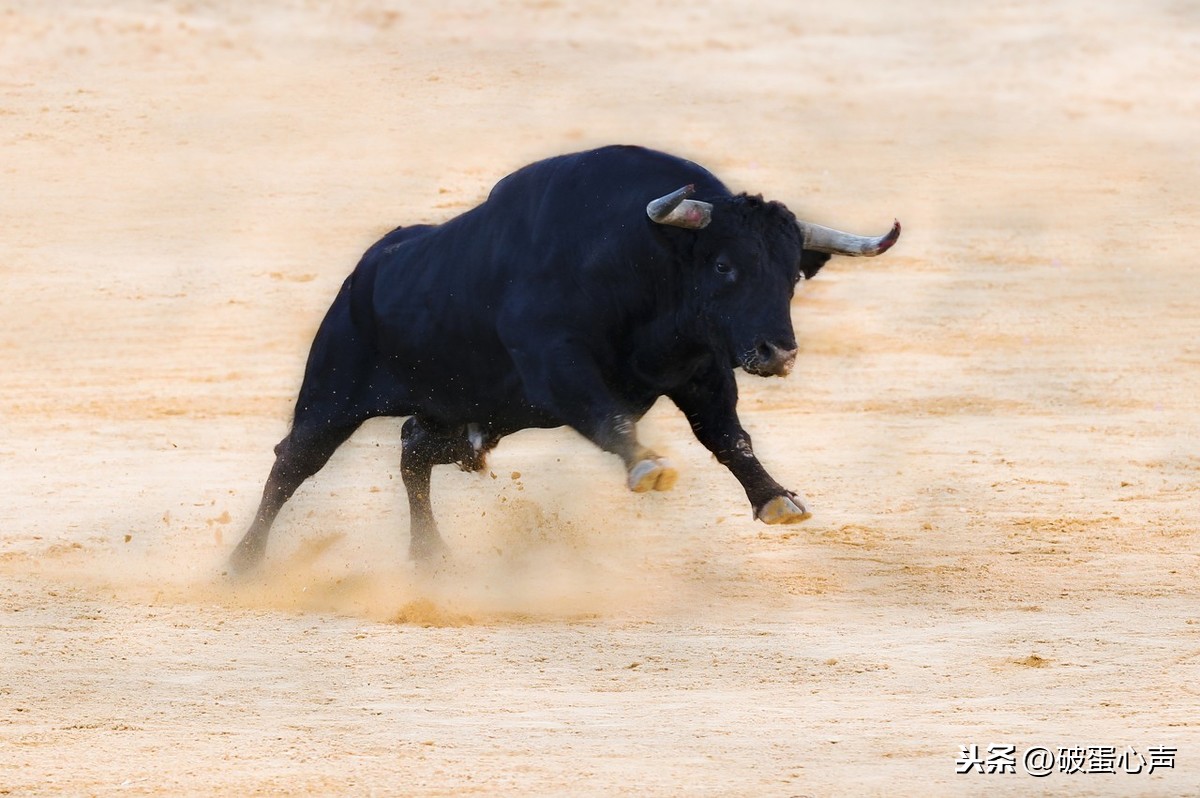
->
<box><xmin>5</xmin><ymin>474</ymin><xmax>718</xmax><ymax>628</ymax></box>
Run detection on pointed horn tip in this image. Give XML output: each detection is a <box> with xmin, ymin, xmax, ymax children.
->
<box><xmin>877</xmin><ymin>219</ymin><xmax>901</xmax><ymax>253</ymax></box>
<box><xmin>862</xmin><ymin>219</ymin><xmax>901</xmax><ymax>255</ymax></box>
<box><xmin>661</xmin><ymin>184</ymin><xmax>696</xmax><ymax>200</ymax></box>
<box><xmin>663</xmin><ymin>184</ymin><xmax>696</xmax><ymax>202</ymax></box>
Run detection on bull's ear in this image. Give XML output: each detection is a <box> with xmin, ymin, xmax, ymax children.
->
<box><xmin>800</xmin><ymin>250</ymin><xmax>831</xmax><ymax>281</ymax></box>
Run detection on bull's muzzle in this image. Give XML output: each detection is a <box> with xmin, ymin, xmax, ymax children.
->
<box><xmin>744</xmin><ymin>340</ymin><xmax>797</xmax><ymax>377</ymax></box>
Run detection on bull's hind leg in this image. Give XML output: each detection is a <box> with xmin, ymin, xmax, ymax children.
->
<box><xmin>229</xmin><ymin>419</ymin><xmax>362</xmax><ymax>573</ymax></box>
<box><xmin>229</xmin><ymin>280</ymin><xmax>400</xmax><ymax>574</ymax></box>
<box><xmin>400</xmin><ymin>418</ymin><xmax>499</xmax><ymax>562</ymax></box>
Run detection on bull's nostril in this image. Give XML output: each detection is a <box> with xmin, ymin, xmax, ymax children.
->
<box><xmin>757</xmin><ymin>342</ymin><xmax>774</xmax><ymax>362</ymax></box>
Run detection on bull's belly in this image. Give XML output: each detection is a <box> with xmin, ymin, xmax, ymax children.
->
<box><xmin>372</xmin><ymin>320</ymin><xmax>667</xmax><ymax>432</ymax></box>
<box><xmin>377</xmin><ymin>354</ymin><xmax>661</xmax><ymax>434</ymax></box>
<box><xmin>379</xmin><ymin>353</ymin><xmax>555</xmax><ymax>428</ymax></box>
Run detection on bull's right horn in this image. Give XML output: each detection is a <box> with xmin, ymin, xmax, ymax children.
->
<box><xmin>646</xmin><ymin>184</ymin><xmax>713</xmax><ymax>230</ymax></box>
<box><xmin>799</xmin><ymin>219</ymin><xmax>901</xmax><ymax>256</ymax></box>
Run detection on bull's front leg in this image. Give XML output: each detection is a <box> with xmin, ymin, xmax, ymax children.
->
<box><xmin>597</xmin><ymin>411</ymin><xmax>679</xmax><ymax>493</ymax></box>
<box><xmin>668</xmin><ymin>363</ymin><xmax>811</xmax><ymax>524</ymax></box>
<box><xmin>503</xmin><ymin>333</ymin><xmax>677</xmax><ymax>493</ymax></box>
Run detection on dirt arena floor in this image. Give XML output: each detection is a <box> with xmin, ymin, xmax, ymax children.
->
<box><xmin>3</xmin><ymin>1</ymin><xmax>1199</xmax><ymax>794</ymax></box>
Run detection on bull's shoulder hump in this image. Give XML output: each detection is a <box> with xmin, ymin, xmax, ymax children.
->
<box><xmin>359</xmin><ymin>223</ymin><xmax>438</xmax><ymax>263</ymax></box>
<box><xmin>487</xmin><ymin>145</ymin><xmax>728</xmax><ymax>201</ymax></box>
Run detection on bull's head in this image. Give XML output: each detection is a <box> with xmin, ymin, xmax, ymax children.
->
<box><xmin>647</xmin><ymin>184</ymin><xmax>899</xmax><ymax>377</ymax></box>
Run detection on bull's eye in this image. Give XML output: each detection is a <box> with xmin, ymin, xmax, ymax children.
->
<box><xmin>715</xmin><ymin>261</ymin><xmax>734</xmax><ymax>276</ymax></box>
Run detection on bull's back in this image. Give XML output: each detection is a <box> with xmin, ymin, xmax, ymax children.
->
<box><xmin>355</xmin><ymin>146</ymin><xmax>727</xmax><ymax>419</ymax></box>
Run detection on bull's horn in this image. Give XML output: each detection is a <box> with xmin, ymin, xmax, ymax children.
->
<box><xmin>646</xmin><ymin>184</ymin><xmax>713</xmax><ymax>229</ymax></box>
<box><xmin>799</xmin><ymin>219</ymin><xmax>901</xmax><ymax>256</ymax></box>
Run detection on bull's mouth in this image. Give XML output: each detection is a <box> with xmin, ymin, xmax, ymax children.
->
<box><xmin>742</xmin><ymin>362</ymin><xmax>789</xmax><ymax>378</ymax></box>
<box><xmin>739</xmin><ymin>351</ymin><xmax>795</xmax><ymax>378</ymax></box>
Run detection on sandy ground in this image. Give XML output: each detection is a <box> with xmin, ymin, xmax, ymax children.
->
<box><xmin>2</xmin><ymin>0</ymin><xmax>1199</xmax><ymax>794</ymax></box>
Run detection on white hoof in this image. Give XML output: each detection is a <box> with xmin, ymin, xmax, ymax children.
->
<box><xmin>756</xmin><ymin>494</ymin><xmax>812</xmax><ymax>525</ymax></box>
<box><xmin>627</xmin><ymin>458</ymin><xmax>679</xmax><ymax>493</ymax></box>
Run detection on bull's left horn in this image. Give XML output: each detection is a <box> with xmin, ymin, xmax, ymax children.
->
<box><xmin>646</xmin><ymin>184</ymin><xmax>713</xmax><ymax>230</ymax></box>
<box><xmin>799</xmin><ymin>219</ymin><xmax>901</xmax><ymax>256</ymax></box>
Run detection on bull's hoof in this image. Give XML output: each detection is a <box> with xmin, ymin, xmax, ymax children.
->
<box><xmin>627</xmin><ymin>457</ymin><xmax>678</xmax><ymax>493</ymax></box>
<box><xmin>756</xmin><ymin>494</ymin><xmax>813</xmax><ymax>525</ymax></box>
<box><xmin>409</xmin><ymin>533</ymin><xmax>451</xmax><ymax>566</ymax></box>
<box><xmin>227</xmin><ymin>537</ymin><xmax>265</xmax><ymax>575</ymax></box>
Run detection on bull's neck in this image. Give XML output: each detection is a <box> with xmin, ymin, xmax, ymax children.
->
<box><xmin>623</xmin><ymin>293</ymin><xmax>710</xmax><ymax>392</ymax></box>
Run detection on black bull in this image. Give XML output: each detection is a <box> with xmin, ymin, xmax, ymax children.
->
<box><xmin>230</xmin><ymin>145</ymin><xmax>899</xmax><ymax>572</ymax></box>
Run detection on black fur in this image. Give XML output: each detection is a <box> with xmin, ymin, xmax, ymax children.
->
<box><xmin>230</xmin><ymin>145</ymin><xmax>838</xmax><ymax>570</ymax></box>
